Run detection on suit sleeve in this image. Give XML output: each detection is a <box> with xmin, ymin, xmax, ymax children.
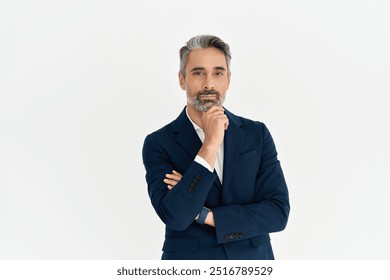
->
<box><xmin>142</xmin><ymin>133</ymin><xmax>218</xmax><ymax>231</ymax></box>
<box><xmin>212</xmin><ymin>124</ymin><xmax>290</xmax><ymax>244</ymax></box>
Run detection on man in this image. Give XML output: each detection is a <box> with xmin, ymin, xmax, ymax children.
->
<box><xmin>142</xmin><ymin>35</ymin><xmax>290</xmax><ymax>260</ymax></box>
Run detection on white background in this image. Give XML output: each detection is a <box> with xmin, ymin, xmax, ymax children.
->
<box><xmin>1</xmin><ymin>0</ymin><xmax>390</xmax><ymax>259</ymax></box>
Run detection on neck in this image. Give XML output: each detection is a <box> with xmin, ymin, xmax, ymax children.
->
<box><xmin>186</xmin><ymin>104</ymin><xmax>204</xmax><ymax>129</ymax></box>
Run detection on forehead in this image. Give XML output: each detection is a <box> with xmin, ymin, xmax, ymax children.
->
<box><xmin>186</xmin><ymin>48</ymin><xmax>227</xmax><ymax>70</ymax></box>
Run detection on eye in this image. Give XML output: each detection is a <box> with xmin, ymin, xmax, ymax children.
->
<box><xmin>214</xmin><ymin>71</ymin><xmax>224</xmax><ymax>76</ymax></box>
<box><xmin>193</xmin><ymin>71</ymin><xmax>205</xmax><ymax>76</ymax></box>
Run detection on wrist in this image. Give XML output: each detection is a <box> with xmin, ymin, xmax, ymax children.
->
<box><xmin>196</xmin><ymin>207</ymin><xmax>211</xmax><ymax>225</ymax></box>
<box><xmin>198</xmin><ymin>143</ymin><xmax>218</xmax><ymax>169</ymax></box>
<box><xmin>203</xmin><ymin>138</ymin><xmax>221</xmax><ymax>150</ymax></box>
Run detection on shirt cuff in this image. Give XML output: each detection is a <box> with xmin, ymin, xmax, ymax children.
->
<box><xmin>194</xmin><ymin>155</ymin><xmax>214</xmax><ymax>173</ymax></box>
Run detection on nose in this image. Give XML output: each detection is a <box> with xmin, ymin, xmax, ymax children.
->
<box><xmin>203</xmin><ymin>75</ymin><xmax>215</xmax><ymax>90</ymax></box>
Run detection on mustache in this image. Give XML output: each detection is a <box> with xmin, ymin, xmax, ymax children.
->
<box><xmin>197</xmin><ymin>89</ymin><xmax>220</xmax><ymax>97</ymax></box>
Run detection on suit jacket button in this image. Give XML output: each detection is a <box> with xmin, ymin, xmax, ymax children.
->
<box><xmin>190</xmin><ymin>182</ymin><xmax>197</xmax><ymax>188</ymax></box>
<box><xmin>196</xmin><ymin>174</ymin><xmax>202</xmax><ymax>179</ymax></box>
<box><xmin>187</xmin><ymin>187</ymin><xmax>194</xmax><ymax>192</ymax></box>
<box><xmin>225</xmin><ymin>234</ymin><xmax>231</xmax><ymax>240</ymax></box>
<box><xmin>194</xmin><ymin>178</ymin><xmax>200</xmax><ymax>183</ymax></box>
<box><xmin>238</xmin><ymin>233</ymin><xmax>243</xmax><ymax>238</ymax></box>
<box><xmin>229</xmin><ymin>233</ymin><xmax>235</xmax><ymax>239</ymax></box>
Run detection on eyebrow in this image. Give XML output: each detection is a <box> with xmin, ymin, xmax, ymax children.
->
<box><xmin>190</xmin><ymin>66</ymin><xmax>226</xmax><ymax>72</ymax></box>
<box><xmin>190</xmin><ymin>67</ymin><xmax>205</xmax><ymax>72</ymax></box>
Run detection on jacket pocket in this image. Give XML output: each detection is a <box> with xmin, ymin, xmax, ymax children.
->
<box><xmin>162</xmin><ymin>236</ymin><xmax>199</xmax><ymax>252</ymax></box>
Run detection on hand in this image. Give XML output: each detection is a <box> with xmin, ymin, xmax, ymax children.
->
<box><xmin>197</xmin><ymin>106</ymin><xmax>228</xmax><ymax>169</ymax></box>
<box><xmin>195</xmin><ymin>210</ymin><xmax>215</xmax><ymax>227</ymax></box>
<box><xmin>201</xmin><ymin>106</ymin><xmax>229</xmax><ymax>147</ymax></box>
<box><xmin>164</xmin><ymin>170</ymin><xmax>182</xmax><ymax>190</ymax></box>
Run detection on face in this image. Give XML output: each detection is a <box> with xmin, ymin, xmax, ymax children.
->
<box><xmin>179</xmin><ymin>48</ymin><xmax>230</xmax><ymax>112</ymax></box>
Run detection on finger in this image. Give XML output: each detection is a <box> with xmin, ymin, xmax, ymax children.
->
<box><xmin>202</xmin><ymin>106</ymin><xmax>224</xmax><ymax>115</ymax></box>
<box><xmin>204</xmin><ymin>111</ymin><xmax>226</xmax><ymax>121</ymax></box>
<box><xmin>212</xmin><ymin>115</ymin><xmax>229</xmax><ymax>130</ymax></box>
<box><xmin>213</xmin><ymin>115</ymin><xmax>229</xmax><ymax>123</ymax></box>
<box><xmin>165</xmin><ymin>173</ymin><xmax>182</xmax><ymax>181</ymax></box>
<box><xmin>172</xmin><ymin>170</ymin><xmax>183</xmax><ymax>177</ymax></box>
<box><xmin>167</xmin><ymin>185</ymin><xmax>173</xmax><ymax>190</ymax></box>
<box><xmin>224</xmin><ymin>118</ymin><xmax>229</xmax><ymax>130</ymax></box>
<box><xmin>164</xmin><ymin>178</ymin><xmax>179</xmax><ymax>186</ymax></box>
<box><xmin>166</xmin><ymin>172</ymin><xmax>182</xmax><ymax>179</ymax></box>
<box><xmin>204</xmin><ymin>106</ymin><xmax>224</xmax><ymax>115</ymax></box>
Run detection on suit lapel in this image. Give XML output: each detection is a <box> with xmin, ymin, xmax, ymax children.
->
<box><xmin>213</xmin><ymin>171</ymin><xmax>222</xmax><ymax>189</ymax></box>
<box><xmin>174</xmin><ymin>108</ymin><xmax>203</xmax><ymax>161</ymax></box>
<box><xmin>222</xmin><ymin>109</ymin><xmax>245</xmax><ymax>200</ymax></box>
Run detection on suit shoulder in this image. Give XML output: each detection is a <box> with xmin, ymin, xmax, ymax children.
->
<box><xmin>226</xmin><ymin>110</ymin><xmax>274</xmax><ymax>145</ymax></box>
<box><xmin>145</xmin><ymin>119</ymin><xmax>175</xmax><ymax>139</ymax></box>
<box><xmin>227</xmin><ymin>110</ymin><xmax>267</xmax><ymax>131</ymax></box>
<box><xmin>142</xmin><ymin>119</ymin><xmax>177</xmax><ymax>160</ymax></box>
<box><xmin>144</xmin><ymin>108</ymin><xmax>187</xmax><ymax>142</ymax></box>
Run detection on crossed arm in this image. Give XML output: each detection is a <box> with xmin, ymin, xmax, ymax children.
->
<box><xmin>164</xmin><ymin>170</ymin><xmax>215</xmax><ymax>227</ymax></box>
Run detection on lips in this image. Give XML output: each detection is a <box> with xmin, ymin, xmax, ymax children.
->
<box><xmin>199</xmin><ymin>94</ymin><xmax>217</xmax><ymax>99</ymax></box>
<box><xmin>198</xmin><ymin>90</ymin><xmax>219</xmax><ymax>97</ymax></box>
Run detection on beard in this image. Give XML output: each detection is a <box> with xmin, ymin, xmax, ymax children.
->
<box><xmin>187</xmin><ymin>89</ymin><xmax>225</xmax><ymax>112</ymax></box>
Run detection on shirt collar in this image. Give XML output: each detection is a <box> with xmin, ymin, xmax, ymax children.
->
<box><xmin>185</xmin><ymin>106</ymin><xmax>203</xmax><ymax>133</ymax></box>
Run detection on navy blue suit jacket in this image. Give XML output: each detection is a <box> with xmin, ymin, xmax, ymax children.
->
<box><xmin>142</xmin><ymin>107</ymin><xmax>290</xmax><ymax>259</ymax></box>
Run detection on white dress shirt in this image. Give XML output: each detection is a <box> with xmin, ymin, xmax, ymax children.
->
<box><xmin>186</xmin><ymin>108</ymin><xmax>224</xmax><ymax>184</ymax></box>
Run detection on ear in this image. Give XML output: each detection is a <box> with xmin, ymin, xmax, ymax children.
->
<box><xmin>178</xmin><ymin>72</ymin><xmax>186</xmax><ymax>90</ymax></box>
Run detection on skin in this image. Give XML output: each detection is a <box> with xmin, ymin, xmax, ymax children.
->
<box><xmin>163</xmin><ymin>47</ymin><xmax>231</xmax><ymax>227</ymax></box>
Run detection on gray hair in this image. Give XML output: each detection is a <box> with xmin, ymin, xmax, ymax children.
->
<box><xmin>179</xmin><ymin>35</ymin><xmax>231</xmax><ymax>77</ymax></box>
